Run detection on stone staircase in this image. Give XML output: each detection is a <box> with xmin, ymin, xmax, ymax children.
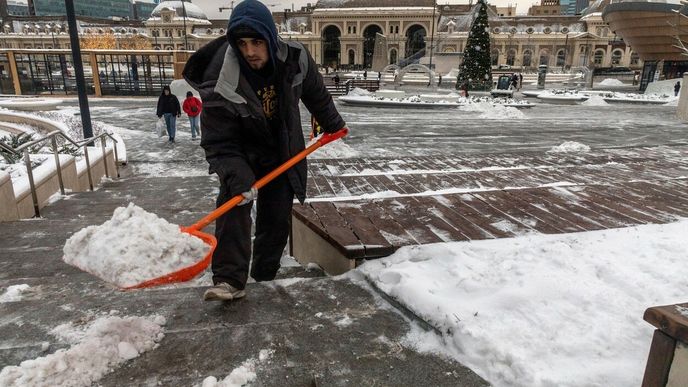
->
<box><xmin>0</xmin><ymin>169</ymin><xmax>487</xmax><ymax>386</ymax></box>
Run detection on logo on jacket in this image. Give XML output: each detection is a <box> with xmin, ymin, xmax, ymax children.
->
<box><xmin>257</xmin><ymin>85</ymin><xmax>277</xmax><ymax>119</ymax></box>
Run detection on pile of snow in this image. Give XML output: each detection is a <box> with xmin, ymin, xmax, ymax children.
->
<box><xmin>460</xmin><ymin>102</ymin><xmax>526</xmax><ymax>120</ymax></box>
<box><xmin>548</xmin><ymin>141</ymin><xmax>590</xmax><ymax>153</ymax></box>
<box><xmin>664</xmin><ymin>98</ymin><xmax>679</xmax><ymax>107</ymax></box>
<box><xmin>358</xmin><ymin>220</ymin><xmax>688</xmax><ymax>387</ymax></box>
<box><xmin>0</xmin><ymin>284</ymin><xmax>30</xmax><ymax>303</ymax></box>
<box><xmin>598</xmin><ymin>78</ymin><xmax>624</xmax><ymax>86</ymax></box>
<box><xmin>63</xmin><ymin>203</ymin><xmax>210</xmax><ymax>288</ymax></box>
<box><xmin>348</xmin><ymin>87</ymin><xmax>372</xmax><ymax>97</ymax></box>
<box><xmin>582</xmin><ymin>95</ymin><xmax>609</xmax><ymax>106</ymax></box>
<box><xmin>0</xmin><ymin>314</ymin><xmax>165</xmax><ymax>386</ymax></box>
<box><xmin>198</xmin><ymin>349</ymin><xmax>274</xmax><ymax>387</ymax></box>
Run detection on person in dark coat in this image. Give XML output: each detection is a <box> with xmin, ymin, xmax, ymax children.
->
<box><xmin>156</xmin><ymin>85</ymin><xmax>181</xmax><ymax>143</ymax></box>
<box><xmin>183</xmin><ymin>0</ymin><xmax>347</xmax><ymax>301</ymax></box>
<box><xmin>333</xmin><ymin>73</ymin><xmax>340</xmax><ymax>90</ymax></box>
<box><xmin>675</xmin><ymin>81</ymin><xmax>681</xmax><ymax>97</ymax></box>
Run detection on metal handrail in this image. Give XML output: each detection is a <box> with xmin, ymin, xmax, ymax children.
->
<box><xmin>1</xmin><ymin>130</ymin><xmax>120</xmax><ymax>218</ymax></box>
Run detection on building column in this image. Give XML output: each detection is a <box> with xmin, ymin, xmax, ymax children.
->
<box><xmin>89</xmin><ymin>52</ymin><xmax>102</xmax><ymax>97</ymax></box>
<box><xmin>7</xmin><ymin>51</ymin><xmax>21</xmax><ymax>95</ymax></box>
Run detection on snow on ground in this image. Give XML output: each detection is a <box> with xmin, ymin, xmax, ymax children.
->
<box><xmin>198</xmin><ymin>349</ymin><xmax>275</xmax><ymax>387</ymax></box>
<box><xmin>582</xmin><ymin>95</ymin><xmax>609</xmax><ymax>106</ymax></box>
<box><xmin>548</xmin><ymin>141</ymin><xmax>591</xmax><ymax>153</ymax></box>
<box><xmin>63</xmin><ymin>203</ymin><xmax>209</xmax><ymax>288</ymax></box>
<box><xmin>460</xmin><ymin>102</ymin><xmax>526</xmax><ymax>120</ymax></box>
<box><xmin>598</xmin><ymin>78</ymin><xmax>624</xmax><ymax>86</ymax></box>
<box><xmin>357</xmin><ymin>220</ymin><xmax>688</xmax><ymax>387</ymax></box>
<box><xmin>0</xmin><ymin>313</ymin><xmax>165</xmax><ymax>387</ymax></box>
<box><xmin>0</xmin><ymin>284</ymin><xmax>30</xmax><ymax>303</ymax></box>
<box><xmin>348</xmin><ymin>87</ymin><xmax>372</xmax><ymax>97</ymax></box>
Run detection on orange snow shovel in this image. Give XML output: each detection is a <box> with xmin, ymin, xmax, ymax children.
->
<box><xmin>124</xmin><ymin>128</ymin><xmax>349</xmax><ymax>290</ymax></box>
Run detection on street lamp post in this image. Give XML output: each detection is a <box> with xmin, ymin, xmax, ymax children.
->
<box><xmin>181</xmin><ymin>0</ymin><xmax>188</xmax><ymax>50</ymax></box>
<box><xmin>428</xmin><ymin>0</ymin><xmax>437</xmax><ymax>75</ymax></box>
<box><xmin>64</xmin><ymin>0</ymin><xmax>93</xmax><ymax>139</ymax></box>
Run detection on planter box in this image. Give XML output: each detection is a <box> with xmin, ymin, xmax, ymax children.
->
<box><xmin>14</xmin><ymin>155</ymin><xmax>75</xmax><ymax>218</ymax></box>
<box><xmin>0</xmin><ymin>171</ymin><xmax>19</xmax><ymax>221</ymax></box>
<box><xmin>76</xmin><ymin>147</ymin><xmax>116</xmax><ymax>192</ymax></box>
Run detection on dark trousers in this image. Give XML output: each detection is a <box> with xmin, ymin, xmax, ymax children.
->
<box><xmin>212</xmin><ymin>174</ymin><xmax>294</xmax><ymax>289</ymax></box>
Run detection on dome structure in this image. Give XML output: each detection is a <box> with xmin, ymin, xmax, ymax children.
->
<box><xmin>150</xmin><ymin>1</ymin><xmax>208</xmax><ymax>21</ymax></box>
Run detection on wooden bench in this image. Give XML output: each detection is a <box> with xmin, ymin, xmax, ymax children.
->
<box><xmin>642</xmin><ymin>303</ymin><xmax>688</xmax><ymax>386</ymax></box>
<box><xmin>291</xmin><ymin>147</ymin><xmax>688</xmax><ymax>274</ymax></box>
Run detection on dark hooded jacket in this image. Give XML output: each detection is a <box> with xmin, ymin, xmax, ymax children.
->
<box><xmin>182</xmin><ymin>0</ymin><xmax>344</xmax><ymax>203</ymax></box>
<box><xmin>156</xmin><ymin>87</ymin><xmax>181</xmax><ymax>117</ymax></box>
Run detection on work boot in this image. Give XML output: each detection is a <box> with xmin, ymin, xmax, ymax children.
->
<box><xmin>203</xmin><ymin>282</ymin><xmax>245</xmax><ymax>301</ymax></box>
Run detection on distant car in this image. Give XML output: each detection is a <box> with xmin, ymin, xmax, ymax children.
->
<box><xmin>496</xmin><ymin>64</ymin><xmax>512</xmax><ymax>70</ymax></box>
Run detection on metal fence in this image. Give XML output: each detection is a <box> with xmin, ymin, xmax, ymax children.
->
<box><xmin>0</xmin><ymin>49</ymin><xmax>180</xmax><ymax>96</ymax></box>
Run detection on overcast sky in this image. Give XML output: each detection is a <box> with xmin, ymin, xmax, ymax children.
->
<box><xmin>193</xmin><ymin>0</ymin><xmax>543</xmax><ymax>20</ymax></box>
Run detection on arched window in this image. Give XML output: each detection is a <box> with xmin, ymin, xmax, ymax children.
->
<box><xmin>405</xmin><ymin>25</ymin><xmax>426</xmax><ymax>59</ymax></box>
<box><xmin>363</xmin><ymin>24</ymin><xmax>382</xmax><ymax>68</ymax></box>
<box><xmin>348</xmin><ymin>49</ymin><xmax>355</xmax><ymax>65</ymax></box>
<box><xmin>389</xmin><ymin>48</ymin><xmax>397</xmax><ymax>64</ymax></box>
<box><xmin>506</xmin><ymin>49</ymin><xmax>516</xmax><ymax>66</ymax></box>
<box><xmin>523</xmin><ymin>50</ymin><xmax>532</xmax><ymax>67</ymax></box>
<box><xmin>539</xmin><ymin>50</ymin><xmax>550</xmax><ymax>66</ymax></box>
<box><xmin>322</xmin><ymin>25</ymin><xmax>342</xmax><ymax>68</ymax></box>
<box><xmin>556</xmin><ymin>49</ymin><xmax>566</xmax><ymax>67</ymax></box>
<box><xmin>611</xmin><ymin>49</ymin><xmax>623</xmax><ymax>65</ymax></box>
<box><xmin>593</xmin><ymin>50</ymin><xmax>605</xmax><ymax>65</ymax></box>
<box><xmin>491</xmin><ymin>49</ymin><xmax>499</xmax><ymax>66</ymax></box>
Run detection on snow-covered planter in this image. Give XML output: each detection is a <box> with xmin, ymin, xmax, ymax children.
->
<box><xmin>374</xmin><ymin>89</ymin><xmax>406</xmax><ymax>99</ymax></box>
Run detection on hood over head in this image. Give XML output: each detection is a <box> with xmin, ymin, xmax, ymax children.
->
<box><xmin>227</xmin><ymin>0</ymin><xmax>280</xmax><ymax>68</ymax></box>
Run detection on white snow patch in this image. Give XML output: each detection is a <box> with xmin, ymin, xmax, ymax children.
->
<box><xmin>358</xmin><ymin>220</ymin><xmax>688</xmax><ymax>387</ymax></box>
<box><xmin>306</xmin><ymin>131</ymin><xmax>359</xmax><ymax>159</ymax></box>
<box><xmin>198</xmin><ymin>349</ymin><xmax>275</xmax><ymax>387</ymax></box>
<box><xmin>582</xmin><ymin>95</ymin><xmax>609</xmax><ymax>106</ymax></box>
<box><xmin>62</xmin><ymin>203</ymin><xmax>209</xmax><ymax>288</ymax></box>
<box><xmin>598</xmin><ymin>78</ymin><xmax>624</xmax><ymax>86</ymax></box>
<box><xmin>548</xmin><ymin>141</ymin><xmax>591</xmax><ymax>153</ymax></box>
<box><xmin>676</xmin><ymin>305</ymin><xmax>688</xmax><ymax>318</ymax></box>
<box><xmin>0</xmin><ymin>315</ymin><xmax>165</xmax><ymax>386</ymax></box>
<box><xmin>334</xmin><ymin>314</ymin><xmax>354</xmax><ymax>327</ymax></box>
<box><xmin>0</xmin><ymin>284</ymin><xmax>30</xmax><ymax>303</ymax></box>
<box><xmin>348</xmin><ymin>87</ymin><xmax>372</xmax><ymax>97</ymax></box>
<box><xmin>461</xmin><ymin>102</ymin><xmax>526</xmax><ymax>119</ymax></box>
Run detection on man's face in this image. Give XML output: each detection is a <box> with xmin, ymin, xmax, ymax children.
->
<box><xmin>236</xmin><ymin>38</ymin><xmax>269</xmax><ymax>70</ymax></box>
<box><xmin>164</xmin><ymin>89</ymin><xmax>170</xmax><ymax>95</ymax></box>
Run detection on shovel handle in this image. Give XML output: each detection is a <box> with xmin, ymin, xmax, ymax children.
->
<box><xmin>185</xmin><ymin>127</ymin><xmax>348</xmax><ymax>232</ymax></box>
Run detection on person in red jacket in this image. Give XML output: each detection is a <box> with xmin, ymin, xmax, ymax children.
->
<box><xmin>182</xmin><ymin>91</ymin><xmax>202</xmax><ymax>140</ymax></box>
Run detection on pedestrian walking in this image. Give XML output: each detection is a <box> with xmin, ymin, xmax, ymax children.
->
<box><xmin>156</xmin><ymin>85</ymin><xmax>181</xmax><ymax>144</ymax></box>
<box><xmin>333</xmin><ymin>73</ymin><xmax>340</xmax><ymax>90</ymax></box>
<box><xmin>363</xmin><ymin>70</ymin><xmax>367</xmax><ymax>80</ymax></box>
<box><xmin>183</xmin><ymin>0</ymin><xmax>347</xmax><ymax>302</ymax></box>
<box><xmin>438</xmin><ymin>74</ymin><xmax>442</xmax><ymax>87</ymax></box>
<box><xmin>518</xmin><ymin>73</ymin><xmax>523</xmax><ymax>91</ymax></box>
<box><xmin>675</xmin><ymin>81</ymin><xmax>681</xmax><ymax>97</ymax></box>
<box><xmin>461</xmin><ymin>81</ymin><xmax>469</xmax><ymax>97</ymax></box>
<box><xmin>182</xmin><ymin>91</ymin><xmax>202</xmax><ymax>140</ymax></box>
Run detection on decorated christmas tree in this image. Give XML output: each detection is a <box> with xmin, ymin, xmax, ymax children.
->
<box><xmin>456</xmin><ymin>0</ymin><xmax>493</xmax><ymax>91</ymax></box>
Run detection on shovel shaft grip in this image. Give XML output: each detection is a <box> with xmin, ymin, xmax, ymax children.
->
<box><xmin>188</xmin><ymin>127</ymin><xmax>348</xmax><ymax>231</ymax></box>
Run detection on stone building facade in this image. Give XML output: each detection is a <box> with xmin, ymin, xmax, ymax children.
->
<box><xmin>0</xmin><ymin>0</ymin><xmax>643</xmax><ymax>73</ymax></box>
